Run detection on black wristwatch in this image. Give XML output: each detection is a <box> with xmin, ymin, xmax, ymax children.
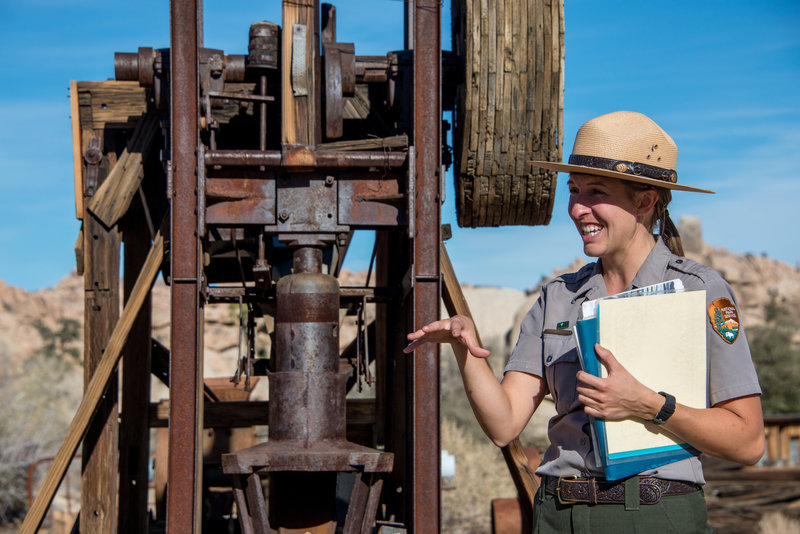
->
<box><xmin>652</xmin><ymin>392</ymin><xmax>676</xmax><ymax>425</ymax></box>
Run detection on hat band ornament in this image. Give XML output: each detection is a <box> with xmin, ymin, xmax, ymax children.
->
<box><xmin>568</xmin><ymin>155</ymin><xmax>678</xmax><ymax>184</ymax></box>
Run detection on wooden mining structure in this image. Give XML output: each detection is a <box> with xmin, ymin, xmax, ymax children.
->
<box><xmin>21</xmin><ymin>1</ymin><xmax>564</xmax><ymax>532</ymax></box>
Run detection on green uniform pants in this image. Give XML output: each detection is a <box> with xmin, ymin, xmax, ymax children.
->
<box><xmin>532</xmin><ymin>478</ymin><xmax>715</xmax><ymax>534</ymax></box>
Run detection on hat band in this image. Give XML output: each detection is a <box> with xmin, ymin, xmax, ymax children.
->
<box><xmin>568</xmin><ymin>155</ymin><xmax>678</xmax><ymax>184</ymax></box>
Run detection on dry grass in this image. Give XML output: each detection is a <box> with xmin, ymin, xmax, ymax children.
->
<box><xmin>758</xmin><ymin>511</ymin><xmax>800</xmax><ymax>534</ymax></box>
<box><xmin>441</xmin><ymin>417</ymin><xmax>517</xmax><ymax>533</ymax></box>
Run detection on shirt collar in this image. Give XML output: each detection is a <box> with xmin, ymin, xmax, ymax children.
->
<box><xmin>629</xmin><ymin>237</ymin><xmax>672</xmax><ymax>290</ymax></box>
<box><xmin>571</xmin><ymin>238</ymin><xmax>672</xmax><ymax>304</ymax></box>
<box><xmin>571</xmin><ymin>261</ymin><xmax>607</xmax><ymax>304</ymax></box>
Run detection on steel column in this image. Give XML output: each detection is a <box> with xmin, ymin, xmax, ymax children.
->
<box><xmin>167</xmin><ymin>0</ymin><xmax>202</xmax><ymax>532</ymax></box>
<box><xmin>411</xmin><ymin>1</ymin><xmax>442</xmax><ymax>532</ymax></box>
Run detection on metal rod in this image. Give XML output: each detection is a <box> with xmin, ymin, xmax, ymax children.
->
<box><xmin>206</xmin><ymin>91</ymin><xmax>275</xmax><ymax>104</ymax></box>
<box><xmin>204</xmin><ymin>149</ymin><xmax>407</xmax><ymax>168</ymax></box>
<box><xmin>167</xmin><ymin>0</ymin><xmax>202</xmax><ymax>532</ymax></box>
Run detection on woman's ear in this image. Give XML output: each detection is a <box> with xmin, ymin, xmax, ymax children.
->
<box><xmin>635</xmin><ymin>189</ymin><xmax>659</xmax><ymax>217</ymax></box>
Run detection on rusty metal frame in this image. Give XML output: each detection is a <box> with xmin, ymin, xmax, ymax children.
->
<box><xmin>167</xmin><ymin>0</ymin><xmax>203</xmax><ymax>531</ymax></box>
<box><xmin>159</xmin><ymin>1</ymin><xmax>444</xmax><ymax>531</ymax></box>
<box><xmin>410</xmin><ymin>0</ymin><xmax>443</xmax><ymax>531</ymax></box>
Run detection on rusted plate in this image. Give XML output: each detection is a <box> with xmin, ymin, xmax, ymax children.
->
<box><xmin>338</xmin><ymin>176</ymin><xmax>405</xmax><ymax>227</ymax></box>
<box><xmin>205</xmin><ymin>171</ymin><xmax>276</xmax><ymax>225</ymax></box>
<box><xmin>221</xmin><ymin>439</ymin><xmax>394</xmax><ymax>474</ymax></box>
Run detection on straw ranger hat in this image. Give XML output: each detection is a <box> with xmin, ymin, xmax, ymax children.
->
<box><xmin>531</xmin><ymin>111</ymin><xmax>714</xmax><ymax>194</ymax></box>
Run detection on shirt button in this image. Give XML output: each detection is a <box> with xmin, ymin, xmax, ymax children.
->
<box><xmin>675</xmin><ymin>259</ymin><xmax>683</xmax><ymax>264</ymax></box>
<box><xmin>546</xmin><ymin>355</ymin><xmax>553</xmax><ymax>363</ymax></box>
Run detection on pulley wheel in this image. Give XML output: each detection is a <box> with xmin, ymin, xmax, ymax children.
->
<box><xmin>451</xmin><ymin>0</ymin><xmax>564</xmax><ymax>227</ymax></box>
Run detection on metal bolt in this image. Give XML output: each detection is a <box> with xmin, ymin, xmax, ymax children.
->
<box><xmin>278</xmin><ymin>210</ymin><xmax>290</xmax><ymax>222</ymax></box>
<box><xmin>324</xmin><ymin>175</ymin><xmax>335</xmax><ymax>186</ymax></box>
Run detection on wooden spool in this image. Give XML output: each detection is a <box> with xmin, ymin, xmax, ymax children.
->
<box><xmin>451</xmin><ymin>0</ymin><xmax>564</xmax><ymax>227</ymax></box>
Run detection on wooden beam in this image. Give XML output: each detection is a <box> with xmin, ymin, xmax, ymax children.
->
<box><xmin>117</xmin><ymin>199</ymin><xmax>154</xmax><ymax>533</ymax></box>
<box><xmin>20</xmin><ymin>226</ymin><xmax>164</xmax><ymax>534</ymax></box>
<box><xmin>81</xmin><ymin>140</ymin><xmax>121</xmax><ymax>534</ymax></box>
<box><xmin>316</xmin><ymin>134</ymin><xmax>409</xmax><ymax>152</ymax></box>
<box><xmin>440</xmin><ymin>242</ymin><xmax>539</xmax><ymax>522</ymax></box>
<box><xmin>281</xmin><ymin>0</ymin><xmax>318</xmax><ymax>144</ymax></box>
<box><xmin>148</xmin><ymin>399</ymin><xmax>377</xmax><ymax>428</ymax></box>
<box><xmin>76</xmin><ymin>81</ymin><xmax>147</xmax><ymax>130</ymax></box>
<box><xmin>70</xmin><ymin>80</ymin><xmax>83</xmax><ymax>220</ymax></box>
<box><xmin>87</xmin><ymin>110</ymin><xmax>159</xmax><ymax>229</ymax></box>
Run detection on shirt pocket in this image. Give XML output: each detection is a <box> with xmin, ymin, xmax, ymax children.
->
<box><xmin>543</xmin><ymin>333</ymin><xmax>580</xmax><ymax>413</ymax></box>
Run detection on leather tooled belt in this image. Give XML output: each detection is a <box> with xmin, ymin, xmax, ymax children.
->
<box><xmin>544</xmin><ymin>475</ymin><xmax>701</xmax><ymax>505</ymax></box>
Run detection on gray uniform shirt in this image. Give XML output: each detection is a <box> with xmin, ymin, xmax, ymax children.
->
<box><xmin>505</xmin><ymin>239</ymin><xmax>761</xmax><ymax>484</ymax></box>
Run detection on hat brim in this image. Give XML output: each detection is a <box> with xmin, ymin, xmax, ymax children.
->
<box><xmin>530</xmin><ymin>161</ymin><xmax>715</xmax><ymax>194</ymax></box>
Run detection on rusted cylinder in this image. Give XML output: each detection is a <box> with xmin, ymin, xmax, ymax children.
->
<box><xmin>293</xmin><ymin>246</ymin><xmax>323</xmax><ymax>273</ymax></box>
<box><xmin>268</xmin><ymin>371</ymin><xmax>346</xmax><ymax>442</ymax></box>
<box><xmin>248</xmin><ymin>22</ymin><xmax>279</xmax><ymax>70</ymax></box>
<box><xmin>273</xmin><ymin>252</ymin><xmax>341</xmax><ymax>442</ymax></box>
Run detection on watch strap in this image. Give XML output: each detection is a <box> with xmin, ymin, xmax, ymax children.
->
<box><xmin>652</xmin><ymin>391</ymin><xmax>675</xmax><ymax>425</ymax></box>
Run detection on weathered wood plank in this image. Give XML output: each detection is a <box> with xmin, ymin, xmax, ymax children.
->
<box><xmin>81</xmin><ymin>138</ymin><xmax>120</xmax><ymax>534</ymax></box>
<box><xmin>70</xmin><ymin>81</ymin><xmax>84</xmax><ymax>220</ymax></box>
<box><xmin>77</xmin><ymin>81</ymin><xmax>147</xmax><ymax>130</ymax></box>
<box><xmin>282</xmin><ymin>0</ymin><xmax>317</xmax><ymax>144</ymax></box>
<box><xmin>117</xmin><ymin>198</ymin><xmax>153</xmax><ymax>534</ymax></box>
<box><xmin>317</xmin><ymin>134</ymin><xmax>408</xmax><ymax>152</ymax></box>
<box><xmin>87</xmin><ymin>109</ymin><xmax>159</xmax><ymax>228</ymax></box>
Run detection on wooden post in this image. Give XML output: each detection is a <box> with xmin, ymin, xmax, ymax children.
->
<box><xmin>281</xmin><ymin>0</ymin><xmax>319</xmax><ymax>145</ymax></box>
<box><xmin>117</xmin><ymin>197</ymin><xmax>153</xmax><ymax>533</ymax></box>
<box><xmin>81</xmin><ymin>139</ymin><xmax>121</xmax><ymax>534</ymax></box>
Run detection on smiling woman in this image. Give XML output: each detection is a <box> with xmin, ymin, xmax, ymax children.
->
<box><xmin>406</xmin><ymin>110</ymin><xmax>765</xmax><ymax>533</ymax></box>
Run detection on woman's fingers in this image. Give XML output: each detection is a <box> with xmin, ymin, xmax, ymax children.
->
<box><xmin>403</xmin><ymin>316</ymin><xmax>491</xmax><ymax>358</ymax></box>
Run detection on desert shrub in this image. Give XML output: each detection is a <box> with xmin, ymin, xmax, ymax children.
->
<box><xmin>441</xmin><ymin>417</ymin><xmax>516</xmax><ymax>533</ymax></box>
<box><xmin>0</xmin><ymin>345</ymin><xmax>81</xmax><ymax>522</ymax></box>
<box><xmin>748</xmin><ymin>300</ymin><xmax>800</xmax><ymax>415</ymax></box>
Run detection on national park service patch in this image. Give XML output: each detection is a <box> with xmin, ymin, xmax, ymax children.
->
<box><xmin>708</xmin><ymin>297</ymin><xmax>740</xmax><ymax>344</ymax></box>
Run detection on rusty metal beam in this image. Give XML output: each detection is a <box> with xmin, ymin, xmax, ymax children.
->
<box><xmin>167</xmin><ymin>0</ymin><xmax>202</xmax><ymax>532</ymax></box>
<box><xmin>411</xmin><ymin>1</ymin><xmax>442</xmax><ymax>532</ymax></box>
<box><xmin>204</xmin><ymin>149</ymin><xmax>406</xmax><ymax>168</ymax></box>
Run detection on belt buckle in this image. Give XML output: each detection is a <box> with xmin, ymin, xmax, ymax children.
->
<box><xmin>556</xmin><ymin>474</ymin><xmax>579</xmax><ymax>505</ymax></box>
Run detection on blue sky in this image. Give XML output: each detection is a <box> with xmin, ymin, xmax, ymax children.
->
<box><xmin>1</xmin><ymin>0</ymin><xmax>798</xmax><ymax>292</ymax></box>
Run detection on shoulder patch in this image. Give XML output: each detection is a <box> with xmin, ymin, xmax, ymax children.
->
<box><xmin>708</xmin><ymin>297</ymin><xmax>740</xmax><ymax>344</ymax></box>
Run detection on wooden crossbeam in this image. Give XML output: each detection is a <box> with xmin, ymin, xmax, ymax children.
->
<box><xmin>20</xmin><ymin>226</ymin><xmax>165</xmax><ymax>534</ymax></box>
<box><xmin>440</xmin><ymin>242</ymin><xmax>539</xmax><ymax>520</ymax></box>
<box><xmin>87</xmin><ymin>109</ymin><xmax>159</xmax><ymax>229</ymax></box>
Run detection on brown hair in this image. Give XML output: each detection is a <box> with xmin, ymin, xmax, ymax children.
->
<box><xmin>628</xmin><ymin>184</ymin><xmax>685</xmax><ymax>256</ymax></box>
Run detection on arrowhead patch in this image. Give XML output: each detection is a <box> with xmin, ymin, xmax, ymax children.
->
<box><xmin>708</xmin><ymin>297</ymin><xmax>740</xmax><ymax>344</ymax></box>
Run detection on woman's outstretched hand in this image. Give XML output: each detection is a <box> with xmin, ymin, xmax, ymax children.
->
<box><xmin>403</xmin><ymin>315</ymin><xmax>491</xmax><ymax>358</ymax></box>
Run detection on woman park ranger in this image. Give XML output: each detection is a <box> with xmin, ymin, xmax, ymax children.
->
<box><xmin>405</xmin><ymin>111</ymin><xmax>764</xmax><ymax>532</ymax></box>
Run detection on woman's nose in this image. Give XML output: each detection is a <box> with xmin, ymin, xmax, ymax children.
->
<box><xmin>569</xmin><ymin>196</ymin><xmax>591</xmax><ymax>218</ymax></box>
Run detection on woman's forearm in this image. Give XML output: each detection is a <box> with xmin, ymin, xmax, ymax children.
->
<box><xmin>656</xmin><ymin>394</ymin><xmax>765</xmax><ymax>465</ymax></box>
<box><xmin>452</xmin><ymin>344</ymin><xmax>546</xmax><ymax>446</ymax></box>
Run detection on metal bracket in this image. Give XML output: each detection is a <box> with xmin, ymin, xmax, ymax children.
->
<box><xmin>291</xmin><ymin>24</ymin><xmax>308</xmax><ymax>96</ymax></box>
